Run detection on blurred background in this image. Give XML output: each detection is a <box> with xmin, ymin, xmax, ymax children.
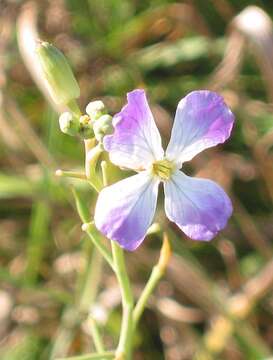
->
<box><xmin>0</xmin><ymin>0</ymin><xmax>273</xmax><ymax>359</ymax></box>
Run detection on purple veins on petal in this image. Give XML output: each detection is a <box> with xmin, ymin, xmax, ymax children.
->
<box><xmin>103</xmin><ymin>89</ymin><xmax>164</xmax><ymax>171</ymax></box>
<box><xmin>94</xmin><ymin>171</ymin><xmax>160</xmax><ymax>251</ymax></box>
<box><xmin>164</xmin><ymin>170</ymin><xmax>232</xmax><ymax>241</ymax></box>
<box><xmin>166</xmin><ymin>90</ymin><xmax>235</xmax><ymax>166</ymax></box>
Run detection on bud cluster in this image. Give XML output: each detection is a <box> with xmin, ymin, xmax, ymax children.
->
<box><xmin>36</xmin><ymin>40</ymin><xmax>114</xmax><ymax>142</ymax></box>
<box><xmin>58</xmin><ymin>100</ymin><xmax>114</xmax><ymax>141</ymax></box>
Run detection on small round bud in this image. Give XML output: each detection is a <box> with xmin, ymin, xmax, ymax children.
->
<box><xmin>79</xmin><ymin>115</ymin><xmax>94</xmax><ymax>139</ymax></box>
<box><xmin>93</xmin><ymin>114</ymin><xmax>114</xmax><ymax>142</ymax></box>
<box><xmin>80</xmin><ymin>115</ymin><xmax>91</xmax><ymax>126</ymax></box>
<box><xmin>36</xmin><ymin>41</ymin><xmax>80</xmax><ymax>105</ymax></box>
<box><xmin>59</xmin><ymin>112</ymin><xmax>79</xmax><ymax>136</ymax></box>
<box><xmin>86</xmin><ymin>100</ymin><xmax>106</xmax><ymax>120</ymax></box>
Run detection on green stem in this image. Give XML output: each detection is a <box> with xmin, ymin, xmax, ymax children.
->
<box><xmin>72</xmin><ymin>180</ymin><xmax>113</xmax><ymax>270</ymax></box>
<box><xmin>111</xmin><ymin>242</ymin><xmax>134</xmax><ymax>360</ymax></box>
<box><xmin>101</xmin><ymin>160</ymin><xmax>134</xmax><ymax>359</ymax></box>
<box><xmin>87</xmin><ymin>316</ymin><xmax>105</xmax><ymax>354</ymax></box>
<box><xmin>50</xmin><ymin>307</ymin><xmax>79</xmax><ymax>359</ymax></box>
<box><xmin>79</xmin><ymin>250</ymin><xmax>104</xmax><ymax>311</ymax></box>
<box><xmin>56</xmin><ymin>351</ymin><xmax>115</xmax><ymax>360</ymax></box>
<box><xmin>82</xmin><ymin>222</ymin><xmax>114</xmax><ymax>270</ymax></box>
<box><xmin>133</xmin><ymin>265</ymin><xmax>163</xmax><ymax>330</ymax></box>
<box><xmin>72</xmin><ymin>187</ymin><xmax>91</xmax><ymax>223</ymax></box>
<box><xmin>72</xmin><ymin>187</ymin><xmax>105</xmax><ymax>353</ymax></box>
<box><xmin>84</xmin><ymin>139</ymin><xmax>103</xmax><ymax>192</ymax></box>
<box><xmin>79</xmin><ymin>250</ymin><xmax>105</xmax><ymax>354</ymax></box>
<box><xmin>133</xmin><ymin>234</ymin><xmax>170</xmax><ymax>330</ymax></box>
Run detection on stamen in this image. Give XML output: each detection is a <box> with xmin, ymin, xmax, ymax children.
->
<box><xmin>152</xmin><ymin>159</ymin><xmax>174</xmax><ymax>180</ymax></box>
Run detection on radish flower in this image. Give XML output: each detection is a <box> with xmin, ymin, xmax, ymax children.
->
<box><xmin>95</xmin><ymin>90</ymin><xmax>234</xmax><ymax>251</ymax></box>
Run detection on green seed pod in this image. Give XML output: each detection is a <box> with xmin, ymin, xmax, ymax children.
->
<box><xmin>93</xmin><ymin>114</ymin><xmax>114</xmax><ymax>142</ymax></box>
<box><xmin>36</xmin><ymin>41</ymin><xmax>80</xmax><ymax>105</ymax></box>
<box><xmin>86</xmin><ymin>100</ymin><xmax>107</xmax><ymax>120</ymax></box>
<box><xmin>59</xmin><ymin>112</ymin><xmax>80</xmax><ymax>136</ymax></box>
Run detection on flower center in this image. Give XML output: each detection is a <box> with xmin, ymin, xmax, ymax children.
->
<box><xmin>152</xmin><ymin>159</ymin><xmax>174</xmax><ymax>180</ymax></box>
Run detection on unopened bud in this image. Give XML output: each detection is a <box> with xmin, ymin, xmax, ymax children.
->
<box><xmin>86</xmin><ymin>100</ymin><xmax>106</xmax><ymax>120</ymax></box>
<box><xmin>80</xmin><ymin>115</ymin><xmax>91</xmax><ymax>126</ymax></box>
<box><xmin>93</xmin><ymin>114</ymin><xmax>114</xmax><ymax>142</ymax></box>
<box><xmin>79</xmin><ymin>115</ymin><xmax>94</xmax><ymax>139</ymax></box>
<box><xmin>36</xmin><ymin>41</ymin><xmax>80</xmax><ymax>105</ymax></box>
<box><xmin>59</xmin><ymin>112</ymin><xmax>80</xmax><ymax>136</ymax></box>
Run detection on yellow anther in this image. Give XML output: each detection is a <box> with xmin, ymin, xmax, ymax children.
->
<box><xmin>152</xmin><ymin>159</ymin><xmax>174</xmax><ymax>180</ymax></box>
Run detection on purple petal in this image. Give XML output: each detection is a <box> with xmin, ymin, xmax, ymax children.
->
<box><xmin>104</xmin><ymin>89</ymin><xmax>164</xmax><ymax>171</ymax></box>
<box><xmin>164</xmin><ymin>170</ymin><xmax>232</xmax><ymax>241</ymax></box>
<box><xmin>94</xmin><ymin>171</ymin><xmax>159</xmax><ymax>251</ymax></box>
<box><xmin>166</xmin><ymin>91</ymin><xmax>234</xmax><ymax>166</ymax></box>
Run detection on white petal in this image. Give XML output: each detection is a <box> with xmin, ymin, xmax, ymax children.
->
<box><xmin>166</xmin><ymin>91</ymin><xmax>234</xmax><ymax>166</ymax></box>
<box><xmin>94</xmin><ymin>171</ymin><xmax>159</xmax><ymax>251</ymax></box>
<box><xmin>164</xmin><ymin>170</ymin><xmax>232</xmax><ymax>241</ymax></box>
<box><xmin>104</xmin><ymin>89</ymin><xmax>164</xmax><ymax>171</ymax></box>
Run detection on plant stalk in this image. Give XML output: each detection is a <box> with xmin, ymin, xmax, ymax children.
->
<box><xmin>111</xmin><ymin>242</ymin><xmax>134</xmax><ymax>360</ymax></box>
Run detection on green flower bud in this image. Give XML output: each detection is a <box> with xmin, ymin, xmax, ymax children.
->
<box><xmin>79</xmin><ymin>115</ymin><xmax>94</xmax><ymax>139</ymax></box>
<box><xmin>86</xmin><ymin>100</ymin><xmax>106</xmax><ymax>120</ymax></box>
<box><xmin>93</xmin><ymin>114</ymin><xmax>114</xmax><ymax>142</ymax></box>
<box><xmin>59</xmin><ymin>112</ymin><xmax>80</xmax><ymax>136</ymax></box>
<box><xmin>36</xmin><ymin>41</ymin><xmax>80</xmax><ymax>105</ymax></box>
